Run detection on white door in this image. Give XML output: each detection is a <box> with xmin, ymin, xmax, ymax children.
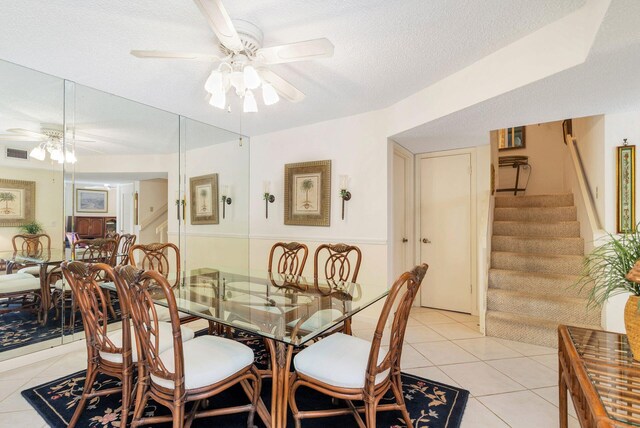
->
<box><xmin>393</xmin><ymin>150</ymin><xmax>411</xmax><ymax>280</ymax></box>
<box><xmin>419</xmin><ymin>154</ymin><xmax>472</xmax><ymax>313</ymax></box>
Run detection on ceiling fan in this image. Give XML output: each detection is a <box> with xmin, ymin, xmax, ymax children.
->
<box><xmin>131</xmin><ymin>0</ymin><xmax>334</xmax><ymax>112</ymax></box>
<box><xmin>0</xmin><ymin>127</ymin><xmax>102</xmax><ymax>163</ymax></box>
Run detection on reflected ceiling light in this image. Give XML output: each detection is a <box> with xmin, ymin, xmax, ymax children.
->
<box><xmin>204</xmin><ymin>60</ymin><xmax>279</xmax><ymax>113</ymax></box>
<box><xmin>28</xmin><ymin>130</ymin><xmax>77</xmax><ymax>164</ymax></box>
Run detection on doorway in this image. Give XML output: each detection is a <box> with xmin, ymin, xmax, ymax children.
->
<box><xmin>392</xmin><ymin>145</ymin><xmax>414</xmax><ymax>281</ymax></box>
<box><xmin>418</xmin><ymin>150</ymin><xmax>475</xmax><ymax>313</ymax></box>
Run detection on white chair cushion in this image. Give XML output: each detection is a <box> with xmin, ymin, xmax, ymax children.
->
<box><xmin>151</xmin><ymin>335</ymin><xmax>254</xmax><ymax>390</ymax></box>
<box><xmin>0</xmin><ymin>276</ymin><xmax>41</xmax><ymax>294</ymax></box>
<box><xmin>287</xmin><ymin>309</ymin><xmax>344</xmax><ymax>332</ymax></box>
<box><xmin>0</xmin><ymin>272</ymin><xmax>34</xmax><ymax>281</ymax></box>
<box><xmin>294</xmin><ymin>333</ymin><xmax>388</xmax><ymax>389</ymax></box>
<box><xmin>100</xmin><ymin>322</ymin><xmax>195</xmax><ymax>364</ymax></box>
<box><xmin>17</xmin><ymin>265</ymin><xmax>56</xmax><ymax>276</ymax></box>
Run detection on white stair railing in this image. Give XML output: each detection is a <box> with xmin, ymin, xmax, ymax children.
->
<box><xmin>155</xmin><ymin>220</ymin><xmax>168</xmax><ymax>243</ymax></box>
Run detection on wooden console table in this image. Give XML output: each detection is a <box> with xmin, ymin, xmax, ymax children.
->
<box><xmin>558</xmin><ymin>325</ymin><xmax>640</xmax><ymax>427</ymax></box>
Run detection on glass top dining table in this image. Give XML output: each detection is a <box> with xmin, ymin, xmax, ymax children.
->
<box><xmin>123</xmin><ymin>267</ymin><xmax>387</xmax><ymax>347</ymax></box>
<box><xmin>110</xmin><ymin>266</ymin><xmax>389</xmax><ymax>428</ymax></box>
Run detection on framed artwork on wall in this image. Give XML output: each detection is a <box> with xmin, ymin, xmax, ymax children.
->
<box><xmin>190</xmin><ymin>173</ymin><xmax>219</xmax><ymax>225</ymax></box>
<box><xmin>76</xmin><ymin>189</ymin><xmax>108</xmax><ymax>213</ymax></box>
<box><xmin>617</xmin><ymin>143</ymin><xmax>636</xmax><ymax>233</ymax></box>
<box><xmin>498</xmin><ymin>127</ymin><xmax>526</xmax><ymax>150</ymax></box>
<box><xmin>0</xmin><ymin>179</ymin><xmax>35</xmax><ymax>227</ymax></box>
<box><xmin>284</xmin><ymin>160</ymin><xmax>331</xmax><ymax>226</ymax></box>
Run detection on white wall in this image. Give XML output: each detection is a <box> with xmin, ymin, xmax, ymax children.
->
<box><xmin>139</xmin><ymin>178</ymin><xmax>167</xmax><ymax>244</ymax></box>
<box><xmin>0</xmin><ymin>165</ymin><xmax>64</xmax><ymax>250</ymax></box>
<box><xmin>249</xmin><ymin>110</ymin><xmax>389</xmax><ymax>320</ymax></box>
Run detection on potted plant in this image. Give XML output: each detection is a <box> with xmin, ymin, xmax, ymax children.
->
<box><xmin>577</xmin><ymin>225</ymin><xmax>640</xmax><ymax>358</ymax></box>
<box><xmin>18</xmin><ymin>220</ymin><xmax>44</xmax><ymax>256</ymax></box>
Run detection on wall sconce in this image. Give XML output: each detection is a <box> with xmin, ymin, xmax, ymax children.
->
<box><xmin>133</xmin><ymin>192</ymin><xmax>139</xmax><ymax>225</ymax></box>
<box><xmin>263</xmin><ymin>181</ymin><xmax>275</xmax><ymax>219</ymax></box>
<box><xmin>339</xmin><ymin>174</ymin><xmax>351</xmax><ymax>220</ymax></box>
<box><xmin>221</xmin><ymin>185</ymin><xmax>232</xmax><ymax>219</ymax></box>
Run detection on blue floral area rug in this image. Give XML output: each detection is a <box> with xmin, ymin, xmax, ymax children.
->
<box><xmin>0</xmin><ymin>295</ymin><xmax>121</xmax><ymax>352</ymax></box>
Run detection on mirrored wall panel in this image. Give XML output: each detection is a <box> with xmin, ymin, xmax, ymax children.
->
<box><xmin>0</xmin><ymin>60</ymin><xmax>65</xmax><ymax>361</ymax></box>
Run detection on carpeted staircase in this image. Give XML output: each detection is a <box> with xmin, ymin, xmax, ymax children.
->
<box><xmin>485</xmin><ymin>193</ymin><xmax>601</xmax><ymax>348</ymax></box>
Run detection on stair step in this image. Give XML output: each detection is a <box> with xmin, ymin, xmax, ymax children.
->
<box><xmin>494</xmin><ymin>206</ymin><xmax>577</xmax><ymax>222</ymax></box>
<box><xmin>491</xmin><ymin>236</ymin><xmax>583</xmax><ymax>256</ymax></box>
<box><xmin>493</xmin><ymin>221</ymin><xmax>580</xmax><ymax>238</ymax></box>
<box><xmin>488</xmin><ymin>269</ymin><xmax>591</xmax><ymax>298</ymax></box>
<box><xmin>491</xmin><ymin>252</ymin><xmax>584</xmax><ymax>275</ymax></box>
<box><xmin>495</xmin><ymin>193</ymin><xmax>574</xmax><ymax>208</ymax></box>
<box><xmin>487</xmin><ymin>289</ymin><xmax>600</xmax><ymax>325</ymax></box>
<box><xmin>485</xmin><ymin>310</ymin><xmax>601</xmax><ymax>348</ymax></box>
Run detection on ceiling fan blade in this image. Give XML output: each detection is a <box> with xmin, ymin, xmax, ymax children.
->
<box><xmin>6</xmin><ymin>128</ymin><xmax>48</xmax><ymax>139</ymax></box>
<box><xmin>130</xmin><ymin>50</ymin><xmax>224</xmax><ymax>62</ymax></box>
<box><xmin>256</xmin><ymin>38</ymin><xmax>334</xmax><ymax>64</ymax></box>
<box><xmin>193</xmin><ymin>0</ymin><xmax>244</xmax><ymax>52</ymax></box>
<box><xmin>257</xmin><ymin>68</ymin><xmax>305</xmax><ymax>103</ymax></box>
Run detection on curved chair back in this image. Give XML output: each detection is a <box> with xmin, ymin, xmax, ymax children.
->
<box><xmin>105</xmin><ymin>231</ymin><xmax>120</xmax><ymax>241</ymax></box>
<box><xmin>129</xmin><ymin>242</ymin><xmax>180</xmax><ymax>288</ymax></box>
<box><xmin>314</xmin><ymin>243</ymin><xmax>362</xmax><ymax>289</ymax></box>
<box><xmin>12</xmin><ymin>233</ymin><xmax>51</xmax><ymax>256</ymax></box>
<box><xmin>117</xmin><ymin>265</ymin><xmax>185</xmax><ymax>390</ymax></box>
<box><xmin>268</xmin><ymin>242</ymin><xmax>308</xmax><ymax>278</ymax></box>
<box><xmin>366</xmin><ymin>263</ymin><xmax>428</xmax><ymax>392</ymax></box>
<box><xmin>73</xmin><ymin>238</ymin><xmax>118</xmax><ymax>267</ymax></box>
<box><xmin>115</xmin><ymin>233</ymin><xmax>137</xmax><ymax>266</ymax></box>
<box><xmin>61</xmin><ymin>261</ymin><xmax>130</xmax><ymax>363</ymax></box>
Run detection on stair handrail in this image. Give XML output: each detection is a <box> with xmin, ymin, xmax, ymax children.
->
<box><xmin>564</xmin><ymin>131</ymin><xmax>602</xmax><ymax>234</ymax></box>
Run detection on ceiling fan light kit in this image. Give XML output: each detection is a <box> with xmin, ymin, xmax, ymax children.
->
<box><xmin>131</xmin><ymin>0</ymin><xmax>334</xmax><ymax>113</ymax></box>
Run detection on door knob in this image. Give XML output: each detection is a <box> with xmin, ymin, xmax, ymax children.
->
<box><xmin>402</xmin><ymin>238</ymin><xmax>408</xmax><ymax>243</ymax></box>
<box><xmin>422</xmin><ymin>238</ymin><xmax>431</xmax><ymax>244</ymax></box>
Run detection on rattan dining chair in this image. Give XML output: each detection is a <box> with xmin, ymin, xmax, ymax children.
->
<box><xmin>52</xmin><ymin>238</ymin><xmax>119</xmax><ymax>325</ymax></box>
<box><xmin>115</xmin><ymin>233</ymin><xmax>137</xmax><ymax>267</ymax></box>
<box><xmin>268</xmin><ymin>241</ymin><xmax>309</xmax><ymax>283</ymax></box>
<box><xmin>289</xmin><ymin>263</ymin><xmax>429</xmax><ymax>428</ymax></box>
<box><xmin>117</xmin><ymin>266</ymin><xmax>261</xmax><ymax>428</ymax></box>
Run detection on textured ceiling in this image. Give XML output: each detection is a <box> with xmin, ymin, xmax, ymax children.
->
<box><xmin>392</xmin><ymin>0</ymin><xmax>640</xmax><ymax>151</ymax></box>
<box><xmin>0</xmin><ymin>0</ymin><xmax>586</xmax><ymax>138</ymax></box>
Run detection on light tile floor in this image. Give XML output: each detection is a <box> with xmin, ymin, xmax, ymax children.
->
<box><xmin>0</xmin><ymin>308</ymin><xmax>578</xmax><ymax>427</ymax></box>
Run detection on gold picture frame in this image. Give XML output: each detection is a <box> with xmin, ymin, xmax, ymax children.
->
<box><xmin>190</xmin><ymin>173</ymin><xmax>219</xmax><ymax>225</ymax></box>
<box><xmin>498</xmin><ymin>126</ymin><xmax>526</xmax><ymax>150</ymax></box>
<box><xmin>284</xmin><ymin>160</ymin><xmax>331</xmax><ymax>226</ymax></box>
<box><xmin>617</xmin><ymin>144</ymin><xmax>636</xmax><ymax>233</ymax></box>
<box><xmin>0</xmin><ymin>179</ymin><xmax>35</xmax><ymax>227</ymax></box>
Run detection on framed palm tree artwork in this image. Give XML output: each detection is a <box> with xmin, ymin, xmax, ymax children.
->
<box><xmin>0</xmin><ymin>178</ymin><xmax>35</xmax><ymax>227</ymax></box>
<box><xmin>189</xmin><ymin>173</ymin><xmax>219</xmax><ymax>225</ymax></box>
<box><xmin>284</xmin><ymin>160</ymin><xmax>331</xmax><ymax>226</ymax></box>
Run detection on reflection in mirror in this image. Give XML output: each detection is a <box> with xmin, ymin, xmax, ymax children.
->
<box><xmin>0</xmin><ymin>59</ymin><xmax>65</xmax><ymax>361</ymax></box>
<box><xmin>180</xmin><ymin>117</ymin><xmax>249</xmax><ymax>273</ymax></box>
<box><xmin>64</xmin><ymin>81</ymin><xmax>181</xmax><ymax>343</ymax></box>
<box><xmin>497</xmin><ymin>126</ymin><xmax>526</xmax><ymax>150</ymax></box>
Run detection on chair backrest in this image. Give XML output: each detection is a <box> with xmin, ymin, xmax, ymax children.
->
<box><xmin>268</xmin><ymin>242</ymin><xmax>308</xmax><ymax>279</ymax></box>
<box><xmin>365</xmin><ymin>263</ymin><xmax>428</xmax><ymax>392</ymax></box>
<box><xmin>12</xmin><ymin>233</ymin><xmax>51</xmax><ymax>255</ymax></box>
<box><xmin>314</xmin><ymin>243</ymin><xmax>362</xmax><ymax>289</ymax></box>
<box><xmin>116</xmin><ymin>265</ymin><xmax>185</xmax><ymax>391</ymax></box>
<box><xmin>61</xmin><ymin>261</ymin><xmax>131</xmax><ymax>366</ymax></box>
<box><xmin>105</xmin><ymin>231</ymin><xmax>120</xmax><ymax>241</ymax></box>
<box><xmin>115</xmin><ymin>234</ymin><xmax>137</xmax><ymax>266</ymax></box>
<box><xmin>129</xmin><ymin>242</ymin><xmax>180</xmax><ymax>288</ymax></box>
<box><xmin>73</xmin><ymin>238</ymin><xmax>118</xmax><ymax>267</ymax></box>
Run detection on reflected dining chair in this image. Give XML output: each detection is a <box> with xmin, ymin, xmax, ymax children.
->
<box><xmin>115</xmin><ymin>233</ymin><xmax>137</xmax><ymax>267</ymax></box>
<box><xmin>289</xmin><ymin>263</ymin><xmax>429</xmax><ymax>428</ymax></box>
<box><xmin>128</xmin><ymin>242</ymin><xmax>195</xmax><ymax>323</ymax></box>
<box><xmin>117</xmin><ymin>266</ymin><xmax>261</xmax><ymax>428</ymax></box>
<box><xmin>52</xmin><ymin>238</ymin><xmax>118</xmax><ymax>325</ymax></box>
<box><xmin>8</xmin><ymin>233</ymin><xmax>52</xmax><ymax>276</ymax></box>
